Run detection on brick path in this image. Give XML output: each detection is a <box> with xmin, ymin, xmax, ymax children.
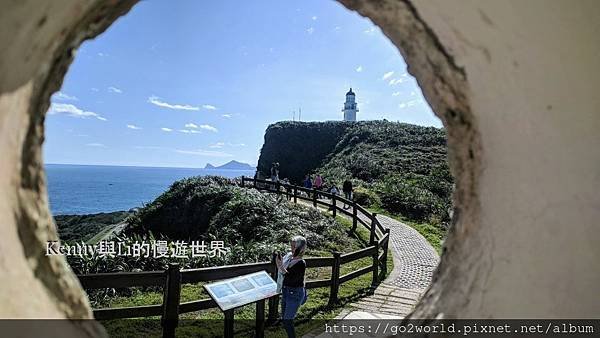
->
<box><xmin>304</xmin><ymin>213</ymin><xmax>439</xmax><ymax>337</ymax></box>
<box><xmin>345</xmin><ymin>214</ymin><xmax>439</xmax><ymax>317</ymax></box>
<box><xmin>294</xmin><ymin>198</ymin><xmax>439</xmax><ymax>317</ymax></box>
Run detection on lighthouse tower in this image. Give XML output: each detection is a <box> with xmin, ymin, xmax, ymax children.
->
<box><xmin>342</xmin><ymin>88</ymin><xmax>358</xmax><ymax>121</ymax></box>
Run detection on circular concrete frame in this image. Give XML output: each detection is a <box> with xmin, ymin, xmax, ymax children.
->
<box><xmin>1</xmin><ymin>0</ymin><xmax>482</xmax><ymax>335</ymax></box>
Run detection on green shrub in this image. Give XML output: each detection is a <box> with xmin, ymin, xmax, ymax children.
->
<box><xmin>55</xmin><ymin>211</ymin><xmax>130</xmax><ymax>243</ymax></box>
<box><xmin>352</xmin><ymin>186</ymin><xmax>381</xmax><ymax>208</ymax></box>
<box><xmin>375</xmin><ymin>175</ymin><xmax>448</xmax><ymax>221</ymax></box>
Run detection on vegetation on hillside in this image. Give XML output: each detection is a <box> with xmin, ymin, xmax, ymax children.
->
<box><xmin>257</xmin><ymin>120</ymin><xmax>453</xmax><ymax>224</ymax></box>
<box><xmin>63</xmin><ymin>176</ymin><xmax>385</xmax><ymax>324</ymax></box>
<box><xmin>54</xmin><ymin>211</ymin><xmax>130</xmax><ymax>243</ymax></box>
<box><xmin>66</xmin><ymin>176</ymin><xmax>361</xmax><ymax>278</ymax></box>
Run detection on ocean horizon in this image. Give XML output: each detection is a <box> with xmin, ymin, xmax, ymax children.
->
<box><xmin>45</xmin><ymin>163</ymin><xmax>255</xmax><ymax>215</ymax></box>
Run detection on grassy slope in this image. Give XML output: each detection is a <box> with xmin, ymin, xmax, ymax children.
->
<box><xmin>54</xmin><ymin>211</ymin><xmax>130</xmax><ymax>243</ymax></box>
<box><xmin>98</xmin><ymin>205</ymin><xmax>393</xmax><ymax>337</ymax></box>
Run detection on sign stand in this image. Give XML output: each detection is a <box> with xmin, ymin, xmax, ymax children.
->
<box><xmin>204</xmin><ymin>270</ymin><xmax>279</xmax><ymax>338</ymax></box>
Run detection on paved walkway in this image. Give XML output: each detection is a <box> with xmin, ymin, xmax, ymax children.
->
<box><xmin>304</xmin><ymin>212</ymin><xmax>439</xmax><ymax>338</ymax></box>
<box><xmin>294</xmin><ymin>199</ymin><xmax>439</xmax><ymax>314</ymax></box>
<box><xmin>344</xmin><ymin>214</ymin><xmax>439</xmax><ymax>317</ymax></box>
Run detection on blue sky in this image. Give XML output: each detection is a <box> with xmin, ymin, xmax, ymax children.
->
<box><xmin>44</xmin><ymin>0</ymin><xmax>441</xmax><ymax>168</ymax></box>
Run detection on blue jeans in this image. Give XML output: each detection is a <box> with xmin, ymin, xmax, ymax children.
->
<box><xmin>281</xmin><ymin>286</ymin><xmax>306</xmax><ymax>338</ymax></box>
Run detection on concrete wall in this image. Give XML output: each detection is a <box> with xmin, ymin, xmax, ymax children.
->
<box><xmin>342</xmin><ymin>0</ymin><xmax>600</xmax><ymax>318</ymax></box>
<box><xmin>0</xmin><ymin>0</ymin><xmax>598</xmax><ymax>335</ymax></box>
<box><xmin>411</xmin><ymin>0</ymin><xmax>600</xmax><ymax>318</ymax></box>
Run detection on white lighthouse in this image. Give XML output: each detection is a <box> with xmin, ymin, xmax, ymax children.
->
<box><xmin>342</xmin><ymin>88</ymin><xmax>358</xmax><ymax>121</ymax></box>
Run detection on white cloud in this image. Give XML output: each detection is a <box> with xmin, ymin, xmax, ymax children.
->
<box><xmin>209</xmin><ymin>142</ymin><xmax>245</xmax><ymax>149</ymax></box>
<box><xmin>127</xmin><ymin>124</ymin><xmax>142</xmax><ymax>130</ymax></box>
<box><xmin>52</xmin><ymin>91</ymin><xmax>78</xmax><ymax>101</ymax></box>
<box><xmin>48</xmin><ymin>103</ymin><xmax>107</xmax><ymax>121</ymax></box>
<box><xmin>364</xmin><ymin>27</ymin><xmax>376</xmax><ymax>34</ymax></box>
<box><xmin>312</xmin><ymin>16</ymin><xmax>317</xmax><ymax>20</ymax></box>
<box><xmin>86</xmin><ymin>143</ymin><xmax>106</xmax><ymax>147</ymax></box>
<box><xmin>108</xmin><ymin>86</ymin><xmax>122</xmax><ymax>94</ymax></box>
<box><xmin>179</xmin><ymin>129</ymin><xmax>201</xmax><ymax>134</ymax></box>
<box><xmin>199</xmin><ymin>124</ymin><xmax>218</xmax><ymax>132</ymax></box>
<box><xmin>97</xmin><ymin>52</ymin><xmax>106</xmax><ymax>57</ymax></box>
<box><xmin>133</xmin><ymin>145</ymin><xmax>232</xmax><ymax>158</ymax></box>
<box><xmin>399</xmin><ymin>103</ymin><xmax>407</xmax><ymax>109</ymax></box>
<box><xmin>221</xmin><ymin>114</ymin><xmax>232</xmax><ymax>118</ymax></box>
<box><xmin>209</xmin><ymin>142</ymin><xmax>225</xmax><ymax>149</ymax></box>
<box><xmin>392</xmin><ymin>92</ymin><xmax>401</xmax><ymax>96</ymax></box>
<box><xmin>202</xmin><ymin>104</ymin><xmax>217</xmax><ymax>110</ymax></box>
<box><xmin>410</xmin><ymin>91</ymin><xmax>416</xmax><ymax>96</ymax></box>
<box><xmin>91</xmin><ymin>87</ymin><xmax>99</xmax><ymax>92</ymax></box>
<box><xmin>382</xmin><ymin>71</ymin><xmax>394</xmax><ymax>80</ymax></box>
<box><xmin>389</xmin><ymin>78</ymin><xmax>404</xmax><ymax>85</ymax></box>
<box><xmin>334</xmin><ymin>26</ymin><xmax>341</xmax><ymax>31</ymax></box>
<box><xmin>306</xmin><ymin>27</ymin><xmax>314</xmax><ymax>34</ymax></box>
<box><xmin>407</xmin><ymin>99</ymin><xmax>421</xmax><ymax>107</ymax></box>
<box><xmin>148</xmin><ymin>96</ymin><xmax>199</xmax><ymax>111</ymax></box>
<box><xmin>161</xmin><ymin>127</ymin><xmax>173</xmax><ymax>132</ymax></box>
<box><xmin>133</xmin><ymin>146</ymin><xmax>168</xmax><ymax>151</ymax></box>
<box><xmin>185</xmin><ymin>123</ymin><xmax>198</xmax><ymax>129</ymax></box>
<box><xmin>356</xmin><ymin>66</ymin><xmax>363</xmax><ymax>72</ymax></box>
<box><xmin>175</xmin><ymin>149</ymin><xmax>233</xmax><ymax>157</ymax></box>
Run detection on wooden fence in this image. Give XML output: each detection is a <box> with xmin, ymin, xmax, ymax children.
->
<box><xmin>76</xmin><ymin>177</ymin><xmax>390</xmax><ymax>338</ymax></box>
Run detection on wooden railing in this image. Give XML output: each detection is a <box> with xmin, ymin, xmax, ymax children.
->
<box><xmin>76</xmin><ymin>177</ymin><xmax>390</xmax><ymax>338</ymax></box>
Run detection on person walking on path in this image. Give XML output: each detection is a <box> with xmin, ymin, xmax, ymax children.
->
<box><xmin>328</xmin><ymin>185</ymin><xmax>339</xmax><ymax>211</ymax></box>
<box><xmin>342</xmin><ymin>178</ymin><xmax>353</xmax><ymax>209</ymax></box>
<box><xmin>314</xmin><ymin>174</ymin><xmax>323</xmax><ymax>198</ymax></box>
<box><xmin>270</xmin><ymin>162</ymin><xmax>280</xmax><ymax>182</ymax></box>
<box><xmin>276</xmin><ymin>236</ymin><xmax>308</xmax><ymax>338</ymax></box>
<box><xmin>303</xmin><ymin>174</ymin><xmax>312</xmax><ymax>198</ymax></box>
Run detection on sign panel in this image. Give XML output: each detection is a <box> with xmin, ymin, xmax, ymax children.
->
<box><xmin>204</xmin><ymin>270</ymin><xmax>279</xmax><ymax>311</ymax></box>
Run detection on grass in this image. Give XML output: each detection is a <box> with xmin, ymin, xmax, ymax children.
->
<box><xmin>96</xmin><ymin>206</ymin><xmax>394</xmax><ymax>337</ymax></box>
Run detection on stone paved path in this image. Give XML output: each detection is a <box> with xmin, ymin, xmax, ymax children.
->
<box><xmin>304</xmin><ymin>211</ymin><xmax>439</xmax><ymax>337</ymax></box>
<box><xmin>345</xmin><ymin>214</ymin><xmax>439</xmax><ymax>318</ymax></box>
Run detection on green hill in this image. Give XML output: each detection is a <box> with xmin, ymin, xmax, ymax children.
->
<box><xmin>124</xmin><ymin>176</ymin><xmax>355</xmax><ymax>258</ymax></box>
<box><xmin>54</xmin><ymin>211</ymin><xmax>130</xmax><ymax>243</ymax></box>
<box><xmin>257</xmin><ymin>120</ymin><xmax>453</xmax><ymax>223</ymax></box>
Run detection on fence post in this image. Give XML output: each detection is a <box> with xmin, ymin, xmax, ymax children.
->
<box><xmin>332</xmin><ymin>195</ymin><xmax>337</xmax><ymax>217</ymax></box>
<box><xmin>372</xmin><ymin>242</ymin><xmax>379</xmax><ymax>287</ymax></box>
<box><xmin>381</xmin><ymin>228</ymin><xmax>390</xmax><ymax>277</ymax></box>
<box><xmin>241</xmin><ymin>175</ymin><xmax>245</xmax><ymax>187</ymax></box>
<box><xmin>256</xmin><ymin>299</ymin><xmax>266</xmax><ymax>338</ymax></box>
<box><xmin>224</xmin><ymin>309</ymin><xmax>234</xmax><ymax>338</ymax></box>
<box><xmin>312</xmin><ymin>188</ymin><xmax>317</xmax><ymax>207</ymax></box>
<box><xmin>329</xmin><ymin>251</ymin><xmax>341</xmax><ymax>306</ymax></box>
<box><xmin>267</xmin><ymin>252</ymin><xmax>279</xmax><ymax>324</ymax></box>
<box><xmin>370</xmin><ymin>213</ymin><xmax>378</xmax><ymax>245</ymax></box>
<box><xmin>352</xmin><ymin>204</ymin><xmax>357</xmax><ymax>233</ymax></box>
<box><xmin>293</xmin><ymin>187</ymin><xmax>297</xmax><ymax>204</ymax></box>
<box><xmin>161</xmin><ymin>263</ymin><xmax>181</xmax><ymax>338</ymax></box>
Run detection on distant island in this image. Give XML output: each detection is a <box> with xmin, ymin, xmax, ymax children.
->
<box><xmin>204</xmin><ymin>160</ymin><xmax>255</xmax><ymax>170</ymax></box>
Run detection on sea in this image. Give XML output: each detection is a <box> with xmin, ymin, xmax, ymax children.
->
<box><xmin>45</xmin><ymin>164</ymin><xmax>255</xmax><ymax>215</ymax></box>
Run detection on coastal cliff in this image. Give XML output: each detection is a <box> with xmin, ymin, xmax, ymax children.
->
<box><xmin>257</xmin><ymin>120</ymin><xmax>453</xmax><ymax>222</ymax></box>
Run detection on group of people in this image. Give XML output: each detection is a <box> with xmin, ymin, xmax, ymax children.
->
<box><xmin>302</xmin><ymin>173</ymin><xmax>353</xmax><ymax>205</ymax></box>
<box><xmin>262</xmin><ymin>164</ymin><xmax>355</xmax><ymax>208</ymax></box>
